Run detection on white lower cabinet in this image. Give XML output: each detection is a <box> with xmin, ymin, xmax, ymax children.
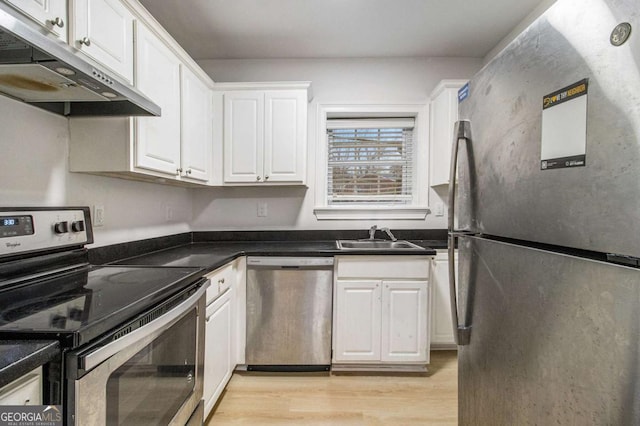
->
<box><xmin>0</xmin><ymin>367</ymin><xmax>42</xmax><ymax>406</ymax></box>
<box><xmin>381</xmin><ymin>280</ymin><xmax>429</xmax><ymax>362</ymax></box>
<box><xmin>430</xmin><ymin>250</ymin><xmax>458</xmax><ymax>349</ymax></box>
<box><xmin>202</xmin><ymin>258</ymin><xmax>243</xmax><ymax>419</ymax></box>
<box><xmin>333</xmin><ymin>256</ymin><xmax>430</xmax><ymax>369</ymax></box>
<box><xmin>204</xmin><ymin>287</ymin><xmax>233</xmax><ymax>417</ymax></box>
<box><xmin>334</xmin><ymin>280</ymin><xmax>382</xmax><ymax>362</ymax></box>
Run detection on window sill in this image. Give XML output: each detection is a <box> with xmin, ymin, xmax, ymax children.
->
<box><xmin>313</xmin><ymin>206</ymin><xmax>430</xmax><ymax>220</ymax></box>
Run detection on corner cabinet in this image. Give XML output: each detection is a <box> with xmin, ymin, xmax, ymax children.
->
<box><xmin>429</xmin><ymin>80</ymin><xmax>467</xmax><ymax>187</ymax></box>
<box><xmin>69</xmin><ymin>23</ymin><xmax>213</xmax><ymax>186</ymax></box>
<box><xmin>216</xmin><ymin>82</ymin><xmax>311</xmax><ymax>185</ymax></box>
<box><xmin>333</xmin><ymin>256</ymin><xmax>430</xmax><ymax>371</ymax></box>
<box><xmin>134</xmin><ymin>21</ymin><xmax>182</xmax><ymax>177</ymax></box>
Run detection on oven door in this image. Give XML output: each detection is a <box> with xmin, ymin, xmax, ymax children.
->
<box><xmin>66</xmin><ymin>281</ymin><xmax>207</xmax><ymax>425</ymax></box>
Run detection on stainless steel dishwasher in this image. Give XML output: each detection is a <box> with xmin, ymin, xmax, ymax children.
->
<box><xmin>245</xmin><ymin>256</ymin><xmax>334</xmax><ymax>371</ymax></box>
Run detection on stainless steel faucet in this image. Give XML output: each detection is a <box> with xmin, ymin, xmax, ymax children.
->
<box><xmin>368</xmin><ymin>225</ymin><xmax>378</xmax><ymax>240</ymax></box>
<box><xmin>380</xmin><ymin>227</ymin><xmax>397</xmax><ymax>242</ymax></box>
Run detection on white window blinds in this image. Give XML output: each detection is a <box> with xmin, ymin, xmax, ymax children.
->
<box><xmin>327</xmin><ymin>118</ymin><xmax>415</xmax><ymax>205</ymax></box>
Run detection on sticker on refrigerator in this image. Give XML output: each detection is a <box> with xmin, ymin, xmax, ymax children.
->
<box><xmin>458</xmin><ymin>83</ymin><xmax>469</xmax><ymax>103</ymax></box>
<box><xmin>540</xmin><ymin>79</ymin><xmax>588</xmax><ymax>170</ymax></box>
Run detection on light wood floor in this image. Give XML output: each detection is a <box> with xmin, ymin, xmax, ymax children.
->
<box><xmin>206</xmin><ymin>351</ymin><xmax>457</xmax><ymax>425</ymax></box>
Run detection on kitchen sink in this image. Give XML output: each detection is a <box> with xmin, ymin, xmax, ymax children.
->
<box><xmin>336</xmin><ymin>240</ymin><xmax>425</xmax><ymax>250</ymax></box>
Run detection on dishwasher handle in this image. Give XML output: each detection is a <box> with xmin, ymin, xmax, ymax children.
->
<box><xmin>247</xmin><ymin>256</ymin><xmax>334</xmax><ymax>268</ymax></box>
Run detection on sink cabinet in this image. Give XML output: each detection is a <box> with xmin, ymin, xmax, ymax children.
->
<box><xmin>333</xmin><ymin>256</ymin><xmax>430</xmax><ymax>370</ymax></box>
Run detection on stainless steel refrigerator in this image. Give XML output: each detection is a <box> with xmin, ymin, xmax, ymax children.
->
<box><xmin>448</xmin><ymin>0</ymin><xmax>640</xmax><ymax>424</ymax></box>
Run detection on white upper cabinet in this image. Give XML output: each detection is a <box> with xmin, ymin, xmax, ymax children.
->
<box><xmin>219</xmin><ymin>82</ymin><xmax>310</xmax><ymax>185</ymax></box>
<box><xmin>134</xmin><ymin>21</ymin><xmax>181</xmax><ymax>176</ymax></box>
<box><xmin>70</xmin><ymin>0</ymin><xmax>134</xmax><ymax>83</ymax></box>
<box><xmin>5</xmin><ymin>0</ymin><xmax>68</xmax><ymax>42</ymax></box>
<box><xmin>263</xmin><ymin>90</ymin><xmax>306</xmax><ymax>182</ymax></box>
<box><xmin>181</xmin><ymin>66</ymin><xmax>212</xmax><ymax>183</ymax></box>
<box><xmin>223</xmin><ymin>91</ymin><xmax>264</xmax><ymax>183</ymax></box>
<box><xmin>429</xmin><ymin>80</ymin><xmax>466</xmax><ymax>187</ymax></box>
<box><xmin>69</xmin><ymin>20</ymin><xmax>213</xmax><ymax>186</ymax></box>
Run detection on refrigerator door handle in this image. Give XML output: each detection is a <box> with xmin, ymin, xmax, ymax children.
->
<box><xmin>448</xmin><ymin>120</ymin><xmax>472</xmax><ymax>346</ymax></box>
<box><xmin>447</xmin><ymin>120</ymin><xmax>471</xmax><ymax>233</ymax></box>
<box><xmin>448</xmin><ymin>234</ymin><xmax>471</xmax><ymax>345</ymax></box>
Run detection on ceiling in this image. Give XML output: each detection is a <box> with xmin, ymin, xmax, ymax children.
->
<box><xmin>139</xmin><ymin>0</ymin><xmax>549</xmax><ymax>60</ymax></box>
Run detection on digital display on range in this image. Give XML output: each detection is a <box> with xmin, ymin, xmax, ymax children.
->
<box><xmin>0</xmin><ymin>215</ymin><xmax>34</xmax><ymax>238</ymax></box>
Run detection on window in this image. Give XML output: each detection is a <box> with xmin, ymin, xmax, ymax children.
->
<box><xmin>327</xmin><ymin>119</ymin><xmax>414</xmax><ymax>205</ymax></box>
<box><xmin>314</xmin><ymin>104</ymin><xmax>429</xmax><ymax>220</ymax></box>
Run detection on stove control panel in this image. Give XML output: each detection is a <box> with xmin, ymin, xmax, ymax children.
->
<box><xmin>0</xmin><ymin>207</ymin><xmax>93</xmax><ymax>257</ymax></box>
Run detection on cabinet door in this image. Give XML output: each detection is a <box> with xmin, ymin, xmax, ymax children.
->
<box><xmin>429</xmin><ymin>81</ymin><xmax>465</xmax><ymax>187</ymax></box>
<box><xmin>204</xmin><ymin>290</ymin><xmax>233</xmax><ymax>418</ymax></box>
<box><xmin>223</xmin><ymin>91</ymin><xmax>264</xmax><ymax>183</ymax></box>
<box><xmin>0</xmin><ymin>367</ymin><xmax>42</xmax><ymax>406</ymax></box>
<box><xmin>181</xmin><ymin>66</ymin><xmax>212</xmax><ymax>182</ymax></box>
<box><xmin>334</xmin><ymin>280</ymin><xmax>381</xmax><ymax>362</ymax></box>
<box><xmin>430</xmin><ymin>252</ymin><xmax>457</xmax><ymax>347</ymax></box>
<box><xmin>134</xmin><ymin>22</ymin><xmax>181</xmax><ymax>176</ymax></box>
<box><xmin>6</xmin><ymin>0</ymin><xmax>67</xmax><ymax>42</ymax></box>
<box><xmin>263</xmin><ymin>90</ymin><xmax>306</xmax><ymax>183</ymax></box>
<box><xmin>381</xmin><ymin>280</ymin><xmax>429</xmax><ymax>362</ymax></box>
<box><xmin>71</xmin><ymin>0</ymin><xmax>134</xmax><ymax>83</ymax></box>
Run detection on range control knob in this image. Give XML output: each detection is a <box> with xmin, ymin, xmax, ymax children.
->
<box><xmin>54</xmin><ymin>221</ymin><xmax>69</xmax><ymax>234</ymax></box>
<box><xmin>71</xmin><ymin>220</ymin><xmax>85</xmax><ymax>232</ymax></box>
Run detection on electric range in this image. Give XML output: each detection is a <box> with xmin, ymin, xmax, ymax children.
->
<box><xmin>0</xmin><ymin>207</ymin><xmax>208</xmax><ymax>424</ymax></box>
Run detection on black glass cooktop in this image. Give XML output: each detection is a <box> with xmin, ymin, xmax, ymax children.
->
<box><xmin>0</xmin><ymin>265</ymin><xmax>203</xmax><ymax>347</ymax></box>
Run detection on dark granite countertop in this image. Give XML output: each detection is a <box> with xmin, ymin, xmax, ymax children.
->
<box><xmin>112</xmin><ymin>240</ymin><xmax>443</xmax><ymax>272</ymax></box>
<box><xmin>0</xmin><ymin>340</ymin><xmax>59</xmax><ymax>388</ymax></box>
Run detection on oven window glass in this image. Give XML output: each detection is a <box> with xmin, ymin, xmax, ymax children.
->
<box><xmin>105</xmin><ymin>309</ymin><xmax>197</xmax><ymax>425</ymax></box>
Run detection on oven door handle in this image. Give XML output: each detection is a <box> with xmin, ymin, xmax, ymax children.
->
<box><xmin>80</xmin><ymin>282</ymin><xmax>208</xmax><ymax>373</ymax></box>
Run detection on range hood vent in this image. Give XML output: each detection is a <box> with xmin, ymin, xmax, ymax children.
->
<box><xmin>0</xmin><ymin>4</ymin><xmax>160</xmax><ymax>116</ymax></box>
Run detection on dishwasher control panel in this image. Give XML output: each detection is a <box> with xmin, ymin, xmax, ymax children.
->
<box><xmin>247</xmin><ymin>257</ymin><xmax>334</xmax><ymax>267</ymax></box>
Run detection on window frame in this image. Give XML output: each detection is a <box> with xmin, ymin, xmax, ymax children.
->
<box><xmin>314</xmin><ymin>103</ymin><xmax>430</xmax><ymax>220</ymax></box>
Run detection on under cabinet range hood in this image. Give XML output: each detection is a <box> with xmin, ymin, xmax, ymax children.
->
<box><xmin>0</xmin><ymin>3</ymin><xmax>160</xmax><ymax>116</ymax></box>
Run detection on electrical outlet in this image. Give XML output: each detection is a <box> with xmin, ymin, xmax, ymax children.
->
<box><xmin>165</xmin><ymin>206</ymin><xmax>174</xmax><ymax>222</ymax></box>
<box><xmin>435</xmin><ymin>202</ymin><xmax>445</xmax><ymax>217</ymax></box>
<box><xmin>257</xmin><ymin>202</ymin><xmax>268</xmax><ymax>217</ymax></box>
<box><xmin>93</xmin><ymin>205</ymin><xmax>105</xmax><ymax>227</ymax></box>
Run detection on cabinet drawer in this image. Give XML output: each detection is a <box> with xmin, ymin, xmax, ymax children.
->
<box><xmin>336</xmin><ymin>256</ymin><xmax>430</xmax><ymax>279</ymax></box>
<box><xmin>205</xmin><ymin>263</ymin><xmax>234</xmax><ymax>305</ymax></box>
<box><xmin>0</xmin><ymin>367</ymin><xmax>42</xmax><ymax>406</ymax></box>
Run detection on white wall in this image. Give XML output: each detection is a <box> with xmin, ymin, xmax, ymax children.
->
<box><xmin>192</xmin><ymin>57</ymin><xmax>482</xmax><ymax>231</ymax></box>
<box><xmin>483</xmin><ymin>0</ymin><xmax>557</xmax><ymax>64</ymax></box>
<box><xmin>0</xmin><ymin>97</ymin><xmax>192</xmax><ymax>248</ymax></box>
